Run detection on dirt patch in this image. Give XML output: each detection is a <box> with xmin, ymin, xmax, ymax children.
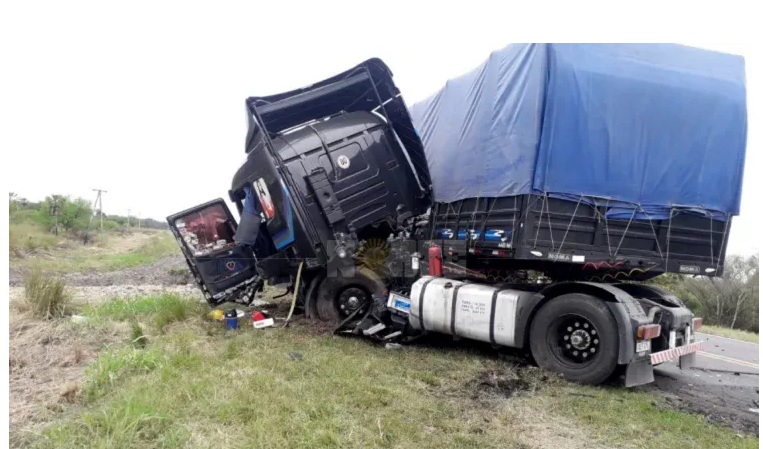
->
<box><xmin>8</xmin><ymin>310</ymin><xmax>129</xmax><ymax>446</ymax></box>
<box><xmin>289</xmin><ymin>316</ymin><xmax>341</xmax><ymax>336</ymax></box>
<box><xmin>648</xmin><ymin>370</ymin><xmax>759</xmax><ymax>435</ymax></box>
<box><xmin>476</xmin><ymin>369</ymin><xmax>534</xmax><ymax>397</ymax></box>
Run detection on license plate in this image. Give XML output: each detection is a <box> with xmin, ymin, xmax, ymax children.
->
<box><xmin>388</xmin><ymin>293</ymin><xmax>411</xmax><ymax>313</ymax></box>
<box><xmin>636</xmin><ymin>340</ymin><xmax>651</xmax><ymax>353</ymax></box>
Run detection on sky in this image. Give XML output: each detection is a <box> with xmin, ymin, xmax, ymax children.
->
<box><xmin>1</xmin><ymin>2</ymin><xmax>759</xmax><ymax>256</ymax></box>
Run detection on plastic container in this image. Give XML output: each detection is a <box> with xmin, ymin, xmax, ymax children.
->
<box><xmin>224</xmin><ymin>309</ymin><xmax>239</xmax><ymax>330</ymax></box>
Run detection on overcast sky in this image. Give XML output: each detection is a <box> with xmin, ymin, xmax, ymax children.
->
<box><xmin>2</xmin><ymin>3</ymin><xmax>758</xmax><ymax>256</ymax></box>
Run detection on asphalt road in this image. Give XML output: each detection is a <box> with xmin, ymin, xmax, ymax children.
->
<box><xmin>647</xmin><ymin>331</ymin><xmax>759</xmax><ymax>434</ymax></box>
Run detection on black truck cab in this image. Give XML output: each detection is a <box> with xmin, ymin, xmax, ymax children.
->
<box><xmin>167</xmin><ymin>58</ymin><xmax>432</xmax><ymax>306</ymax></box>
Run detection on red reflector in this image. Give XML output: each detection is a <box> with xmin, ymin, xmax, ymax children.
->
<box><xmin>497</xmin><ymin>250</ymin><xmax>506</xmax><ymax>256</ymax></box>
<box><xmin>472</xmin><ymin>249</ymin><xmax>481</xmax><ymax>255</ymax></box>
<box><xmin>692</xmin><ymin>317</ymin><xmax>703</xmax><ymax>330</ymax></box>
<box><xmin>637</xmin><ymin>324</ymin><xmax>661</xmax><ymax>339</ymax></box>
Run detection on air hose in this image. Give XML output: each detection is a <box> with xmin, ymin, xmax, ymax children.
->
<box><xmin>282</xmin><ymin>261</ymin><xmax>304</xmax><ymax>327</ymax></box>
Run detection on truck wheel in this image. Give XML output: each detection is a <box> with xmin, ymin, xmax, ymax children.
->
<box><xmin>315</xmin><ymin>267</ymin><xmax>386</xmax><ymax>322</ymax></box>
<box><xmin>529</xmin><ymin>293</ymin><xmax>619</xmax><ymax>385</ymax></box>
<box><xmin>303</xmin><ymin>271</ymin><xmax>325</xmax><ymax>319</ymax></box>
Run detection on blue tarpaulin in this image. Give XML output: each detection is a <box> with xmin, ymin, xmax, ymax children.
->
<box><xmin>407</xmin><ymin>43</ymin><xmax>747</xmax><ymax>216</ymax></box>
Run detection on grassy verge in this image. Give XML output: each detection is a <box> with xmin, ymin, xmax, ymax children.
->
<box><xmin>22</xmin><ymin>294</ymin><xmax>757</xmax><ymax>449</ymax></box>
<box><xmin>700</xmin><ymin>325</ymin><xmax>758</xmax><ymax>344</ymax></box>
<box><xmin>10</xmin><ymin>231</ymin><xmax>179</xmax><ymax>273</ymax></box>
<box><xmin>9</xmin><ymin>223</ymin><xmax>61</xmax><ymax>252</ymax></box>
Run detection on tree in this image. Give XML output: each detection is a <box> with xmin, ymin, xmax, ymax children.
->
<box><xmin>60</xmin><ymin>197</ymin><xmax>93</xmax><ymax>231</ymax></box>
<box><xmin>653</xmin><ymin>254</ymin><xmax>759</xmax><ymax>332</ymax></box>
<box><xmin>43</xmin><ymin>195</ymin><xmax>67</xmax><ymax>235</ymax></box>
<box><xmin>9</xmin><ymin>192</ymin><xmax>19</xmax><ymax>214</ymax></box>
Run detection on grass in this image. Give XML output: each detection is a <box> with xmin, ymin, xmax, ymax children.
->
<box><xmin>130</xmin><ymin>321</ymin><xmax>148</xmax><ymax>348</ymax></box>
<box><xmin>23</xmin><ymin>269</ymin><xmax>71</xmax><ymax>319</ymax></box>
<box><xmin>10</xmin><ymin>230</ymin><xmax>179</xmax><ymax>273</ymax></box>
<box><xmin>81</xmin><ymin>293</ymin><xmax>205</xmax><ymax>332</ymax></box>
<box><xmin>700</xmin><ymin>325</ymin><xmax>758</xmax><ymax>344</ymax></box>
<box><xmin>10</xmin><ymin>222</ymin><xmax>61</xmax><ymax>252</ymax></box>
<box><xmin>101</xmin><ymin>233</ymin><xmax>180</xmax><ymax>270</ymax></box>
<box><xmin>23</xmin><ymin>294</ymin><xmax>758</xmax><ymax>449</ymax></box>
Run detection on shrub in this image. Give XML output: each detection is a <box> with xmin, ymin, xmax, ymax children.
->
<box><xmin>130</xmin><ymin>321</ymin><xmax>148</xmax><ymax>348</ymax></box>
<box><xmin>23</xmin><ymin>269</ymin><xmax>71</xmax><ymax>319</ymax></box>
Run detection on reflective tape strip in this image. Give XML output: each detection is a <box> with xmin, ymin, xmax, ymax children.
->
<box><xmin>650</xmin><ymin>341</ymin><xmax>704</xmax><ymax>365</ymax></box>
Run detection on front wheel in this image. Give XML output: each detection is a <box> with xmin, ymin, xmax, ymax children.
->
<box><xmin>529</xmin><ymin>293</ymin><xmax>619</xmax><ymax>385</ymax></box>
<box><xmin>315</xmin><ymin>267</ymin><xmax>386</xmax><ymax>322</ymax></box>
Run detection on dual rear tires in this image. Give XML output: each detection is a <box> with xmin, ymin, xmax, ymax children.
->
<box><xmin>529</xmin><ymin>293</ymin><xmax>620</xmax><ymax>385</ymax></box>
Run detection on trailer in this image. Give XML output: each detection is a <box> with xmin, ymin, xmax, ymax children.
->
<box><xmin>167</xmin><ymin>43</ymin><xmax>747</xmax><ymax>387</ymax></box>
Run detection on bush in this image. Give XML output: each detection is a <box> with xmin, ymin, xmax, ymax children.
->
<box><xmin>23</xmin><ymin>269</ymin><xmax>71</xmax><ymax>319</ymax></box>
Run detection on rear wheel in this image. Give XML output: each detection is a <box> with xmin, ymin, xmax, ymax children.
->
<box><xmin>529</xmin><ymin>293</ymin><xmax>619</xmax><ymax>385</ymax></box>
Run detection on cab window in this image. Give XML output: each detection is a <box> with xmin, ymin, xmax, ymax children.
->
<box><xmin>174</xmin><ymin>204</ymin><xmax>236</xmax><ymax>256</ymax></box>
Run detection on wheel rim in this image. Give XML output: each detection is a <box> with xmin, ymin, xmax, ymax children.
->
<box><xmin>548</xmin><ymin>313</ymin><xmax>601</xmax><ymax>367</ymax></box>
<box><xmin>336</xmin><ymin>286</ymin><xmax>370</xmax><ymax>317</ymax></box>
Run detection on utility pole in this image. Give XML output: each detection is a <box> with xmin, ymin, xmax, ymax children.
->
<box><xmin>138</xmin><ymin>211</ymin><xmax>142</xmax><ymax>229</ymax></box>
<box><xmin>86</xmin><ymin>188</ymin><xmax>107</xmax><ymax>240</ymax></box>
<box><xmin>127</xmin><ymin>209</ymin><xmax>131</xmax><ymax>227</ymax></box>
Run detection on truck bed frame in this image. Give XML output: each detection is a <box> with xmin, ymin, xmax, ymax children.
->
<box><xmin>430</xmin><ymin>193</ymin><xmax>731</xmax><ymax>282</ymax></box>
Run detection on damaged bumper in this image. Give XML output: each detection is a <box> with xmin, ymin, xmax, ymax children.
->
<box><xmin>650</xmin><ymin>341</ymin><xmax>704</xmax><ymax>365</ymax></box>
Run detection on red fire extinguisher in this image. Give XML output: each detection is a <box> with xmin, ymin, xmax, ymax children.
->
<box><xmin>428</xmin><ymin>245</ymin><xmax>443</xmax><ymax>277</ymax></box>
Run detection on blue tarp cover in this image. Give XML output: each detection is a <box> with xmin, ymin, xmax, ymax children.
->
<box><xmin>407</xmin><ymin>43</ymin><xmax>747</xmax><ymax>216</ymax></box>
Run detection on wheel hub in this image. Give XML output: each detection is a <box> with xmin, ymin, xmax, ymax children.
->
<box><xmin>558</xmin><ymin>316</ymin><xmax>600</xmax><ymax>363</ymax></box>
<box><xmin>337</xmin><ymin>287</ymin><xmax>369</xmax><ymax>316</ymax></box>
<box><xmin>570</xmin><ymin>329</ymin><xmax>591</xmax><ymax>350</ymax></box>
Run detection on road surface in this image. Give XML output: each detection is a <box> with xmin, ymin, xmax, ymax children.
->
<box><xmin>648</xmin><ymin>331</ymin><xmax>759</xmax><ymax>434</ymax></box>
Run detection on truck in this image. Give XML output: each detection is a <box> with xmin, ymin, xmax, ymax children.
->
<box><xmin>167</xmin><ymin>43</ymin><xmax>748</xmax><ymax>387</ymax></box>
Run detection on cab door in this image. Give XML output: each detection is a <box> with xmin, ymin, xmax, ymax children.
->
<box><xmin>167</xmin><ymin>199</ymin><xmax>260</xmax><ymax>305</ymax></box>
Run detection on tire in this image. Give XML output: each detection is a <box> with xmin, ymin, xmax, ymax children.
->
<box><xmin>304</xmin><ymin>271</ymin><xmax>326</xmax><ymax>320</ymax></box>
<box><xmin>529</xmin><ymin>293</ymin><xmax>619</xmax><ymax>385</ymax></box>
<box><xmin>315</xmin><ymin>267</ymin><xmax>386</xmax><ymax>322</ymax></box>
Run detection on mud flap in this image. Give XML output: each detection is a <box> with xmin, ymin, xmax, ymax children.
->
<box><xmin>624</xmin><ymin>357</ymin><xmax>655</xmax><ymax>387</ymax></box>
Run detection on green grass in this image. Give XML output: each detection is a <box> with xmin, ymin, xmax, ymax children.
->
<box><xmin>11</xmin><ymin>231</ymin><xmax>179</xmax><ymax>273</ymax></box>
<box><xmin>537</xmin><ymin>384</ymin><xmax>757</xmax><ymax>448</ymax></box>
<box><xmin>23</xmin><ymin>269</ymin><xmax>71</xmax><ymax>319</ymax></box>
<box><xmin>24</xmin><ymin>293</ymin><xmax>758</xmax><ymax>449</ymax></box>
<box><xmin>700</xmin><ymin>325</ymin><xmax>758</xmax><ymax>343</ymax></box>
<box><xmin>100</xmin><ymin>233</ymin><xmax>180</xmax><ymax>270</ymax></box>
<box><xmin>10</xmin><ymin>222</ymin><xmax>61</xmax><ymax>252</ymax></box>
<box><xmin>82</xmin><ymin>293</ymin><xmax>205</xmax><ymax>332</ymax></box>
<box><xmin>82</xmin><ymin>293</ymin><xmax>196</xmax><ymax>321</ymax></box>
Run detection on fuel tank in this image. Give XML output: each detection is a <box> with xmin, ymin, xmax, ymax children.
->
<box><xmin>408</xmin><ymin>276</ymin><xmax>534</xmax><ymax>347</ymax></box>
